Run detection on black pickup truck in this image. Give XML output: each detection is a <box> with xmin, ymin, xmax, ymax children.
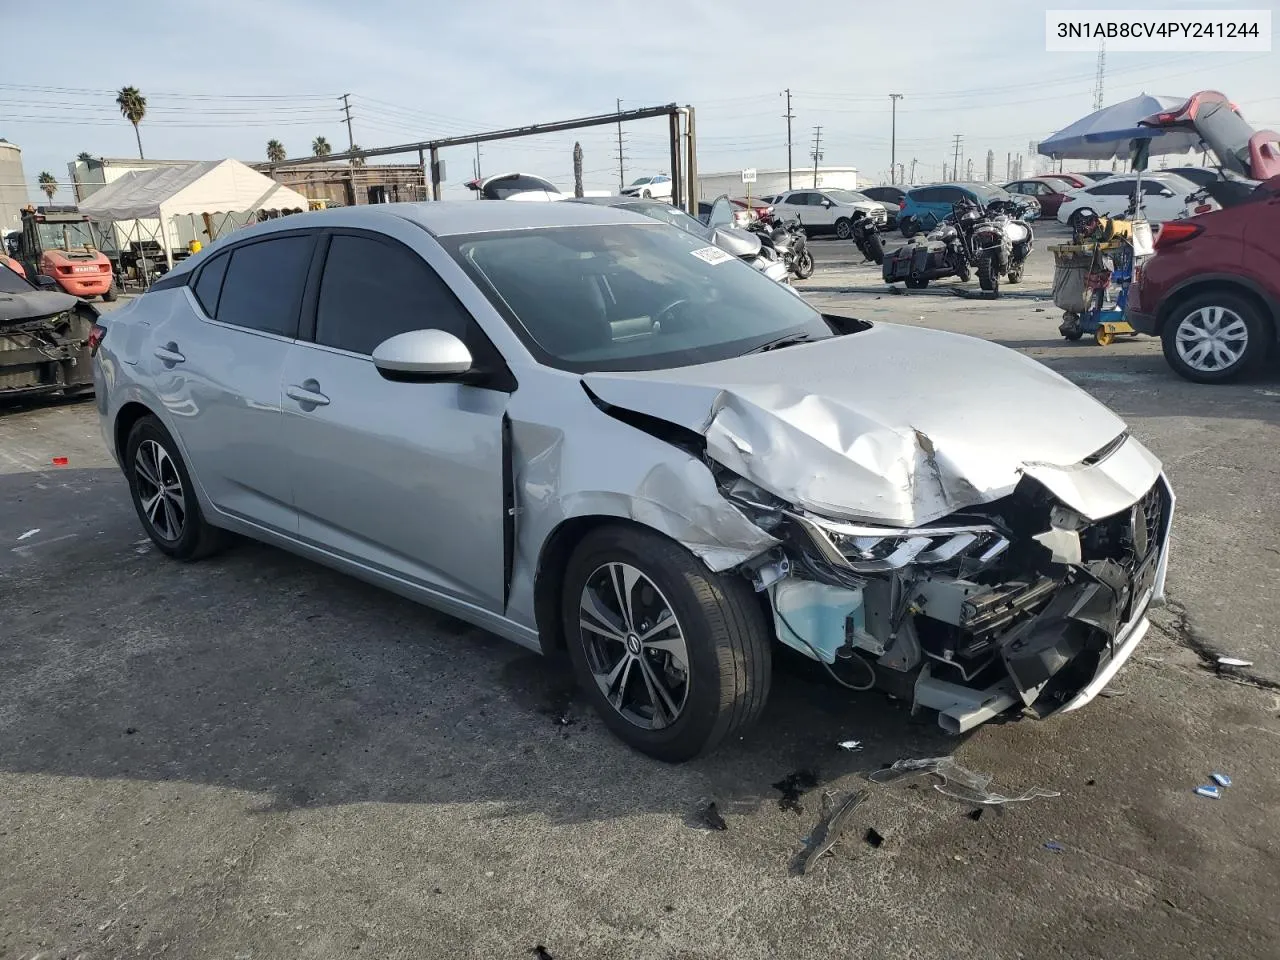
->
<box><xmin>0</xmin><ymin>260</ymin><xmax>100</xmax><ymax>400</ymax></box>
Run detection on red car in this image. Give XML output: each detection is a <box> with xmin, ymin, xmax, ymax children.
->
<box><xmin>1003</xmin><ymin>176</ymin><xmax>1077</xmax><ymax>218</ymax></box>
<box><xmin>1128</xmin><ymin>175</ymin><xmax>1280</xmax><ymax>383</ymax></box>
<box><xmin>1055</xmin><ymin>173</ymin><xmax>1092</xmax><ymax>189</ymax></box>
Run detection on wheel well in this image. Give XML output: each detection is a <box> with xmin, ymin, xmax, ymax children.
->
<box><xmin>113</xmin><ymin>401</ymin><xmax>154</xmax><ymax>462</ymax></box>
<box><xmin>1158</xmin><ymin>280</ymin><xmax>1278</xmax><ymax>338</ymax></box>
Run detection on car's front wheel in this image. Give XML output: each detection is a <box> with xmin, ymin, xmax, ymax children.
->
<box><xmin>1161</xmin><ymin>291</ymin><xmax>1270</xmax><ymax>383</ymax></box>
<box><xmin>834</xmin><ymin>217</ymin><xmax>853</xmax><ymax>240</ymax></box>
<box><xmin>125</xmin><ymin>415</ymin><xmax>225</xmax><ymax>560</ymax></box>
<box><xmin>562</xmin><ymin>525</ymin><xmax>771</xmax><ymax>762</ymax></box>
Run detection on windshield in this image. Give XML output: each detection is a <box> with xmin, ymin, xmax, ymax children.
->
<box><xmin>444</xmin><ymin>222</ymin><xmax>831</xmax><ymax>373</ymax></box>
<box><xmin>629</xmin><ymin>177</ymin><xmax>652</xmax><ymax>186</ymax></box>
<box><xmin>706</xmin><ymin>196</ymin><xmax>735</xmax><ymax>231</ymax></box>
<box><xmin>0</xmin><ymin>259</ymin><xmax>33</xmax><ymax>293</ymax></box>
<box><xmin>622</xmin><ymin>202</ymin><xmax>709</xmax><ymax>238</ymax></box>
<box><xmin>37</xmin><ymin>220</ymin><xmax>96</xmax><ymax>251</ymax></box>
<box><xmin>823</xmin><ymin>189</ymin><xmax>868</xmax><ymax>204</ymax></box>
<box><xmin>971</xmin><ymin>184</ymin><xmax>1011</xmax><ymax>201</ymax></box>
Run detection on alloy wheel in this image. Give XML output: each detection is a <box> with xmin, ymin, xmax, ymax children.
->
<box><xmin>578</xmin><ymin>562</ymin><xmax>690</xmax><ymax>730</ymax></box>
<box><xmin>134</xmin><ymin>439</ymin><xmax>185</xmax><ymax>541</ymax></box>
<box><xmin>1175</xmin><ymin>305</ymin><xmax>1249</xmax><ymax>373</ymax></box>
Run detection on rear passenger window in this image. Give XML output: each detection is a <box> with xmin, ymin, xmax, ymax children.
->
<box><xmin>216</xmin><ymin>235</ymin><xmax>312</xmax><ymax>336</ymax></box>
<box><xmin>192</xmin><ymin>252</ymin><xmax>228</xmax><ymax>317</ymax></box>
<box><xmin>314</xmin><ymin>234</ymin><xmax>472</xmax><ymax>356</ymax></box>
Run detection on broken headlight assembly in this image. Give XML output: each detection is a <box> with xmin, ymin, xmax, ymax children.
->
<box><xmin>786</xmin><ymin>512</ymin><xmax>1011</xmax><ymax>573</ymax></box>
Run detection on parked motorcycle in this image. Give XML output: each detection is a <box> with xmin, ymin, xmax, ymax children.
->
<box><xmin>705</xmin><ymin>196</ymin><xmax>791</xmax><ymax>284</ymax></box>
<box><xmin>882</xmin><ymin>198</ymin><xmax>980</xmax><ymax>288</ymax></box>
<box><xmin>969</xmin><ymin>198</ymin><xmax>1034</xmax><ymax>293</ymax></box>
<box><xmin>850</xmin><ymin>215</ymin><xmax>884</xmax><ymax>265</ymax></box>
<box><xmin>748</xmin><ymin>214</ymin><xmax>814</xmax><ymax>279</ymax></box>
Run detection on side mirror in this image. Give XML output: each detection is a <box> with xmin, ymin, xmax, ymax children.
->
<box><xmin>821</xmin><ymin>199</ymin><xmax>834</xmax><ymax>208</ymax></box>
<box><xmin>1160</xmin><ymin>188</ymin><xmax>1174</xmax><ymax>197</ymax></box>
<box><xmin>34</xmin><ymin>274</ymin><xmax>58</xmax><ymax>290</ymax></box>
<box><xmin>372</xmin><ymin>328</ymin><xmax>472</xmax><ymax>382</ymax></box>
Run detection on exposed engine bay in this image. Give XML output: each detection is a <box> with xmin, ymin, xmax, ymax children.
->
<box><xmin>720</xmin><ymin>460</ymin><xmax>1173</xmax><ymax>733</ymax></box>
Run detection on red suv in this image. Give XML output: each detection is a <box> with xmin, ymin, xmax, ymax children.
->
<box><xmin>1128</xmin><ymin>176</ymin><xmax>1280</xmax><ymax>382</ymax></box>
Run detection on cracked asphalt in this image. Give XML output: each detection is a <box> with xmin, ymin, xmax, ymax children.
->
<box><xmin>3</xmin><ymin>225</ymin><xmax>1279</xmax><ymax>959</ymax></box>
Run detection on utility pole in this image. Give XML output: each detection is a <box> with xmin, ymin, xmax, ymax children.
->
<box><xmin>782</xmin><ymin>89</ymin><xmax>795</xmax><ymax>190</ymax></box>
<box><xmin>951</xmin><ymin>134</ymin><xmax>963</xmax><ymax>183</ymax></box>
<box><xmin>909</xmin><ymin>157</ymin><xmax>917</xmax><ymax>184</ymax></box>
<box><xmin>615</xmin><ymin>98</ymin><xmax>627</xmax><ymax>191</ymax></box>
<box><xmin>474</xmin><ymin>143</ymin><xmax>482</xmax><ymax>181</ymax></box>
<box><xmin>810</xmin><ymin>125</ymin><xmax>823</xmax><ymax>188</ymax></box>
<box><xmin>340</xmin><ymin>93</ymin><xmax>355</xmax><ymax>150</ymax></box>
<box><xmin>889</xmin><ymin>94</ymin><xmax>903</xmax><ymax>184</ymax></box>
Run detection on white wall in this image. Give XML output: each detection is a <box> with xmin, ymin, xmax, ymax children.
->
<box><xmin>697</xmin><ymin>167</ymin><xmax>859</xmax><ymax>200</ymax></box>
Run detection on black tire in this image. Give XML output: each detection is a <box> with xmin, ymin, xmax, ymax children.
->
<box><xmin>125</xmin><ymin>415</ymin><xmax>225</xmax><ymax>561</ymax></box>
<box><xmin>793</xmin><ymin>249</ymin><xmax>814</xmax><ymax>280</ymax></box>
<box><xmin>955</xmin><ymin>261</ymin><xmax>971</xmax><ymax>283</ymax></box>
<box><xmin>1160</xmin><ymin>290</ymin><xmax>1270</xmax><ymax>384</ymax></box>
<box><xmin>561</xmin><ymin>525</ymin><xmax>771</xmax><ymax>762</ymax></box>
<box><xmin>977</xmin><ymin>255</ymin><xmax>998</xmax><ymax>294</ymax></box>
<box><xmin>864</xmin><ymin>232</ymin><xmax>884</xmax><ymax>265</ymax></box>
<box><xmin>1007</xmin><ymin>260</ymin><xmax>1024</xmax><ymax>284</ymax></box>
<box><xmin>101</xmin><ymin>281</ymin><xmax>119</xmax><ymax>302</ymax></box>
<box><xmin>906</xmin><ymin>277</ymin><xmax>929</xmax><ymax>289</ymax></box>
<box><xmin>834</xmin><ymin>217</ymin><xmax>853</xmax><ymax>240</ymax></box>
<box><xmin>640</xmin><ymin>189</ymin><xmax>651</xmax><ymax>199</ymax></box>
<box><xmin>900</xmin><ymin>217</ymin><xmax>918</xmax><ymax>239</ymax></box>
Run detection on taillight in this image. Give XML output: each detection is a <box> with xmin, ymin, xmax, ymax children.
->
<box><xmin>1154</xmin><ymin>222</ymin><xmax>1202</xmax><ymax>250</ymax></box>
<box><xmin>87</xmin><ymin>322</ymin><xmax>106</xmax><ymax>356</ymax></box>
<box><xmin>57</xmin><ymin>264</ymin><xmax>72</xmax><ymax>275</ymax></box>
<box><xmin>898</xmin><ymin>199</ymin><xmax>906</xmax><ymax>208</ymax></box>
<box><xmin>1193</xmin><ymin>203</ymin><xmax>1213</xmax><ymax>214</ymax></box>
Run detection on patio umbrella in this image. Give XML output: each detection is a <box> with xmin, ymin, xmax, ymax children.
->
<box><xmin>1038</xmin><ymin>93</ymin><xmax>1201</xmax><ymax>161</ymax></box>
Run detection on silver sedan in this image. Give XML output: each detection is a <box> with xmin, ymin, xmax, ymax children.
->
<box><xmin>94</xmin><ymin>201</ymin><xmax>1173</xmax><ymax>761</ymax></box>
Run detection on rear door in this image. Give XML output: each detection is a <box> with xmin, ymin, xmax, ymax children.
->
<box><xmin>149</xmin><ymin>232</ymin><xmax>315</xmax><ymax>533</ymax></box>
<box><xmin>280</xmin><ymin>224</ymin><xmax>510</xmax><ymax>611</ymax></box>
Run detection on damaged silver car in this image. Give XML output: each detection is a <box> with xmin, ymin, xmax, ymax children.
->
<box><xmin>94</xmin><ymin>200</ymin><xmax>1173</xmax><ymax>762</ymax></box>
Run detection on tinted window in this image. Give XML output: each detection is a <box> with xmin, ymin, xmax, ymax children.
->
<box><xmin>1005</xmin><ymin>183</ymin><xmax>1026</xmax><ymax>194</ymax></box>
<box><xmin>446</xmin><ymin>223</ymin><xmax>833</xmax><ymax>374</ymax></box>
<box><xmin>784</xmin><ymin>193</ymin><xmax>808</xmax><ymax>205</ymax></box>
<box><xmin>910</xmin><ymin>187</ymin><xmax>940</xmax><ymax>203</ymax></box>
<box><xmin>192</xmin><ymin>252</ymin><xmax>229</xmax><ymax>317</ymax></box>
<box><xmin>486</xmin><ymin>175</ymin><xmax>558</xmax><ymax>198</ymax></box>
<box><xmin>1142</xmin><ymin>180</ymin><xmax>1172</xmax><ymax>195</ymax></box>
<box><xmin>216</xmin><ymin>235</ymin><xmax>312</xmax><ymax>336</ymax></box>
<box><xmin>1090</xmin><ymin>180</ymin><xmax>1133</xmax><ymax>196</ymax></box>
<box><xmin>936</xmin><ymin>187</ymin><xmax>965</xmax><ymax>203</ymax></box>
<box><xmin>0</xmin><ymin>260</ymin><xmax>31</xmax><ymax>293</ymax></box>
<box><xmin>863</xmin><ymin>187</ymin><xmax>901</xmax><ymax>202</ymax></box>
<box><xmin>315</xmin><ymin>235</ymin><xmax>470</xmax><ymax>356</ymax></box>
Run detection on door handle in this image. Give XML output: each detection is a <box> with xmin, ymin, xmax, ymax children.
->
<box><xmin>153</xmin><ymin>343</ymin><xmax>185</xmax><ymax>364</ymax></box>
<box><xmin>287</xmin><ymin>380</ymin><xmax>330</xmax><ymax>407</ymax></box>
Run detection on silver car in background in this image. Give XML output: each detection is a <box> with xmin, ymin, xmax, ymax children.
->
<box><xmin>93</xmin><ymin>201</ymin><xmax>1173</xmax><ymax>761</ymax></box>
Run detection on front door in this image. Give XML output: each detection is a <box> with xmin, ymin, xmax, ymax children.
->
<box><xmin>281</xmin><ymin>226</ymin><xmax>509</xmax><ymax>612</ymax></box>
<box><xmin>148</xmin><ymin>232</ymin><xmax>315</xmax><ymax>534</ymax></box>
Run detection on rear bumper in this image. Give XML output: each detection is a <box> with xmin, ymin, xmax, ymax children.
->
<box><xmin>1127</xmin><ymin>308</ymin><xmax>1159</xmax><ymax>334</ymax></box>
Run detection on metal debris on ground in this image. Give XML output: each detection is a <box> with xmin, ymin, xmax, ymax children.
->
<box><xmin>869</xmin><ymin>756</ymin><xmax>1060</xmax><ymax>805</ymax></box>
<box><xmin>864</xmin><ymin>827</ymin><xmax>884</xmax><ymax>848</ymax></box>
<box><xmin>800</xmin><ymin>788</ymin><xmax>869</xmax><ymax>875</ymax></box>
<box><xmin>1044</xmin><ymin>840</ymin><xmax>1065</xmax><ymax>853</ymax></box>
<box><xmin>701</xmin><ymin>802</ymin><xmax>728</xmax><ymax>831</ymax></box>
<box><xmin>773</xmin><ymin>769</ymin><xmax>820</xmax><ymax>814</ymax></box>
<box><xmin>1211</xmin><ymin>773</ymin><xmax>1232</xmax><ymax>788</ymax></box>
<box><xmin>1195</xmin><ymin>785</ymin><xmax>1222</xmax><ymax>799</ymax></box>
<box><xmin>837</xmin><ymin>740</ymin><xmax>862</xmax><ymax>752</ymax></box>
<box><xmin>16</xmin><ymin>529</ymin><xmax>39</xmax><ymax>541</ymax></box>
<box><xmin>1216</xmin><ymin>656</ymin><xmax>1254</xmax><ymax>670</ymax></box>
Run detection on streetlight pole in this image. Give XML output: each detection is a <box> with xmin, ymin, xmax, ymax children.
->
<box><xmin>889</xmin><ymin>94</ymin><xmax>903</xmax><ymax>185</ymax></box>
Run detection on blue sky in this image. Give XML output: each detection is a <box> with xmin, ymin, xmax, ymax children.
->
<box><xmin>2</xmin><ymin>0</ymin><xmax>1276</xmax><ymax>204</ymax></box>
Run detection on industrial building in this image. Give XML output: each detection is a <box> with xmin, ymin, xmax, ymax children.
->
<box><xmin>252</xmin><ymin>161</ymin><xmax>428</xmax><ymax>206</ymax></box>
<box><xmin>0</xmin><ymin>139</ymin><xmax>30</xmax><ymax>234</ymax></box>
<box><xmin>697</xmin><ymin>165</ymin><xmax>859</xmax><ymax>199</ymax></box>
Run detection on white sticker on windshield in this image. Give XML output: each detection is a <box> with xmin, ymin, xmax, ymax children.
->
<box><xmin>690</xmin><ymin>245</ymin><xmax>734</xmax><ymax>265</ymax></box>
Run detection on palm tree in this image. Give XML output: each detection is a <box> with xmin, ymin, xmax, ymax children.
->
<box><xmin>116</xmin><ymin>86</ymin><xmax>147</xmax><ymax>160</ymax></box>
<box><xmin>77</xmin><ymin>151</ymin><xmax>93</xmax><ymax>162</ymax></box>
<box><xmin>38</xmin><ymin>172</ymin><xmax>58</xmax><ymax>203</ymax></box>
<box><xmin>266</xmin><ymin>139</ymin><xmax>287</xmax><ymax>163</ymax></box>
<box><xmin>312</xmin><ymin>136</ymin><xmax>332</xmax><ymax>158</ymax></box>
<box><xmin>350</xmin><ymin>144</ymin><xmax>366</xmax><ymax>168</ymax></box>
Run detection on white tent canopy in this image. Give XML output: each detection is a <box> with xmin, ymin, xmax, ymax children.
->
<box><xmin>79</xmin><ymin>158</ymin><xmax>309</xmax><ymax>220</ymax></box>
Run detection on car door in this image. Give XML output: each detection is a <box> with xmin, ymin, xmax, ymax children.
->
<box><xmin>772</xmin><ymin>191</ymin><xmax>804</xmax><ymax>221</ymax></box>
<box><xmin>148</xmin><ymin>231</ymin><xmax>315</xmax><ymax>534</ymax></box>
<box><xmin>280</xmin><ymin>224</ymin><xmax>510</xmax><ymax>612</ymax></box>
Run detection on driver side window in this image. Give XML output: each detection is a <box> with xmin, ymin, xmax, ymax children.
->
<box><xmin>314</xmin><ymin>234</ymin><xmax>471</xmax><ymax>356</ymax></box>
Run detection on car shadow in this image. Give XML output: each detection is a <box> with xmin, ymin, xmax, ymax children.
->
<box><xmin>0</xmin><ymin>466</ymin><xmax>963</xmax><ymax>826</ymax></box>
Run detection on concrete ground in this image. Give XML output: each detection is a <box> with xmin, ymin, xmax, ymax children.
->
<box><xmin>3</xmin><ymin>227</ymin><xmax>1279</xmax><ymax>960</ymax></box>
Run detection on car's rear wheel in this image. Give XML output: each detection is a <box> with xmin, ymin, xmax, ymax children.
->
<box><xmin>834</xmin><ymin>217</ymin><xmax>853</xmax><ymax>240</ymax></box>
<box><xmin>126</xmin><ymin>415</ymin><xmax>225</xmax><ymax>560</ymax></box>
<box><xmin>1161</xmin><ymin>291</ymin><xmax>1270</xmax><ymax>384</ymax></box>
<box><xmin>561</xmin><ymin>525</ymin><xmax>771</xmax><ymax>762</ymax></box>
<box><xmin>900</xmin><ymin>217</ymin><xmax>918</xmax><ymax>238</ymax></box>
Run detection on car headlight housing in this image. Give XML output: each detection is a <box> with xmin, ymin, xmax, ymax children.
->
<box><xmin>788</xmin><ymin>512</ymin><xmax>1010</xmax><ymax>573</ymax></box>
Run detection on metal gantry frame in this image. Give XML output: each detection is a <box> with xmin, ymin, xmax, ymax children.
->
<box><xmin>265</xmin><ymin>103</ymin><xmax>701</xmax><ymax>213</ymax></box>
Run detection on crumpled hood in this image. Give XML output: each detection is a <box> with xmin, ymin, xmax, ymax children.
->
<box><xmin>583</xmin><ymin>323</ymin><xmax>1158</xmax><ymax>526</ymax></box>
<box><xmin>0</xmin><ymin>289</ymin><xmax>79</xmax><ymax>325</ymax></box>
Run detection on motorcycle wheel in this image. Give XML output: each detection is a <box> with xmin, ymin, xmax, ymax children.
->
<box><xmin>906</xmin><ymin>277</ymin><xmax>929</xmax><ymax>289</ymax></box>
<box><xmin>955</xmin><ymin>261</ymin><xmax>971</xmax><ymax>283</ymax></box>
<box><xmin>865</xmin><ymin>232</ymin><xmax>884</xmax><ymax>265</ymax></box>
<box><xmin>792</xmin><ymin>249</ymin><xmax>814</xmax><ymax>280</ymax></box>
<box><xmin>977</xmin><ymin>255</ymin><xmax>998</xmax><ymax>294</ymax></box>
<box><xmin>1007</xmin><ymin>260</ymin><xmax>1024</xmax><ymax>284</ymax></box>
<box><xmin>900</xmin><ymin>217</ymin><xmax>918</xmax><ymax>239</ymax></box>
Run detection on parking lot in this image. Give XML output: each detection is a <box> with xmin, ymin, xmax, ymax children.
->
<box><xmin>3</xmin><ymin>225</ymin><xmax>1280</xmax><ymax>960</ymax></box>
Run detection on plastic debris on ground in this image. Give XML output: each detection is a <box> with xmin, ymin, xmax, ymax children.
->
<box><xmin>1195</xmin><ymin>785</ymin><xmax>1221</xmax><ymax>799</ymax></box>
<box><xmin>1216</xmin><ymin>656</ymin><xmax>1254</xmax><ymax>669</ymax></box>
<box><xmin>1044</xmin><ymin>840</ymin><xmax>1065</xmax><ymax>853</ymax></box>
<box><xmin>701</xmin><ymin>802</ymin><xmax>728</xmax><ymax>831</ymax></box>
<box><xmin>837</xmin><ymin>740</ymin><xmax>862</xmax><ymax>752</ymax></box>
<box><xmin>800</xmin><ymin>788</ymin><xmax>869</xmax><ymax>875</ymax></box>
<box><xmin>868</xmin><ymin>756</ymin><xmax>1060</xmax><ymax>805</ymax></box>
<box><xmin>1211</xmin><ymin>773</ymin><xmax>1232</xmax><ymax>788</ymax></box>
<box><xmin>773</xmin><ymin>769</ymin><xmax>819</xmax><ymax>814</ymax></box>
<box><xmin>52</xmin><ymin>457</ymin><xmax>68</xmax><ymax>467</ymax></box>
<box><xmin>16</xmin><ymin>529</ymin><xmax>39</xmax><ymax>541</ymax></box>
